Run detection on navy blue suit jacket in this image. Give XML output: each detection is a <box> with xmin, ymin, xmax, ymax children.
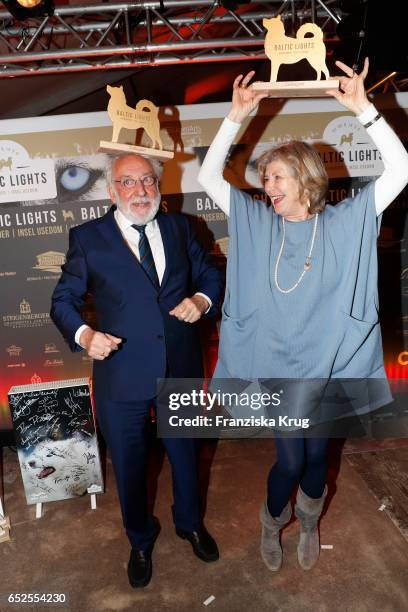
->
<box><xmin>51</xmin><ymin>208</ymin><xmax>223</xmax><ymax>401</ymax></box>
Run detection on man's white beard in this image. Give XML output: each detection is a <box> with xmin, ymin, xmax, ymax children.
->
<box><xmin>116</xmin><ymin>191</ymin><xmax>161</xmax><ymax>225</ymax></box>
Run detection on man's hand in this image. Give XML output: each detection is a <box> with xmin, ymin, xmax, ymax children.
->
<box><xmin>169</xmin><ymin>295</ymin><xmax>209</xmax><ymax>323</ymax></box>
<box><xmin>79</xmin><ymin>328</ymin><xmax>122</xmax><ymax>360</ymax></box>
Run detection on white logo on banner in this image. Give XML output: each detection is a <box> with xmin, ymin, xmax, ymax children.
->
<box><xmin>319</xmin><ymin>116</ymin><xmax>384</xmax><ymax>178</ymax></box>
<box><xmin>0</xmin><ymin>141</ymin><xmax>56</xmax><ymax>202</ymax></box>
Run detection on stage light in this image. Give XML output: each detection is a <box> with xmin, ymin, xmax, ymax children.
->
<box><xmin>2</xmin><ymin>0</ymin><xmax>54</xmax><ymax>20</ymax></box>
<box><xmin>17</xmin><ymin>1</ymin><xmax>43</xmax><ymax>7</ymax></box>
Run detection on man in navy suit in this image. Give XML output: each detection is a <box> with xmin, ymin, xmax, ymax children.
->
<box><xmin>51</xmin><ymin>152</ymin><xmax>223</xmax><ymax>588</ymax></box>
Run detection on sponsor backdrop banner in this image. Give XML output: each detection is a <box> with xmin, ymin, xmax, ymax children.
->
<box><xmin>1</xmin><ymin>95</ymin><xmax>408</xmax><ymax>431</ymax></box>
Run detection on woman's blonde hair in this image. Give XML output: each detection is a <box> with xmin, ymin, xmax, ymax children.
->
<box><xmin>257</xmin><ymin>141</ymin><xmax>328</xmax><ymax>214</ymax></box>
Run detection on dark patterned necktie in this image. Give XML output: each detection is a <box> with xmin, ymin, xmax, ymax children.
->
<box><xmin>132</xmin><ymin>224</ymin><xmax>160</xmax><ymax>288</ymax></box>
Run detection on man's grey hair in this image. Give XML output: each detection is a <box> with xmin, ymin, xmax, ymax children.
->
<box><xmin>105</xmin><ymin>153</ymin><xmax>164</xmax><ymax>187</ymax></box>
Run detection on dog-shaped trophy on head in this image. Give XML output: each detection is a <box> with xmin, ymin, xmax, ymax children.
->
<box><xmin>99</xmin><ymin>85</ymin><xmax>174</xmax><ymax>159</ymax></box>
<box><xmin>263</xmin><ymin>16</ymin><xmax>329</xmax><ymax>82</ymax></box>
<box><xmin>106</xmin><ymin>85</ymin><xmax>163</xmax><ymax>149</ymax></box>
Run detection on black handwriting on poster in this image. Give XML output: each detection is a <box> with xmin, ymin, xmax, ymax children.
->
<box><xmin>9</xmin><ymin>385</ymin><xmax>93</xmax><ymax>451</ymax></box>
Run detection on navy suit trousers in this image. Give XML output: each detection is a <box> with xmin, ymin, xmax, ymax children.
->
<box><xmin>94</xmin><ymin>395</ymin><xmax>200</xmax><ymax>550</ymax></box>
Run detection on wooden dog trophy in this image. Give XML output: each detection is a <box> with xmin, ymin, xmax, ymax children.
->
<box><xmin>99</xmin><ymin>85</ymin><xmax>174</xmax><ymax>159</ymax></box>
<box><xmin>251</xmin><ymin>16</ymin><xmax>339</xmax><ymax>97</ymax></box>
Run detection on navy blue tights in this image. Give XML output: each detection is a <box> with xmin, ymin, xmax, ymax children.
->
<box><xmin>267</xmin><ymin>437</ymin><xmax>329</xmax><ymax>517</ymax></box>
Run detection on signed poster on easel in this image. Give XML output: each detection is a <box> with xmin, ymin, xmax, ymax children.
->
<box><xmin>8</xmin><ymin>379</ymin><xmax>103</xmax><ymax>505</ymax></box>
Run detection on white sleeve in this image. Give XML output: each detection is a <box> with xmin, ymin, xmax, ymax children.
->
<box><xmin>75</xmin><ymin>324</ymin><xmax>90</xmax><ymax>348</ymax></box>
<box><xmin>197</xmin><ymin>117</ymin><xmax>242</xmax><ymax>217</ymax></box>
<box><xmin>194</xmin><ymin>292</ymin><xmax>212</xmax><ymax>314</ymax></box>
<box><xmin>357</xmin><ymin>103</ymin><xmax>408</xmax><ymax>216</ymax></box>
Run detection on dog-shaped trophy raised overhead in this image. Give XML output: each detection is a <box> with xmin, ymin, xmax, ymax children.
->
<box><xmin>99</xmin><ymin>85</ymin><xmax>174</xmax><ymax>159</ymax></box>
<box><xmin>251</xmin><ymin>16</ymin><xmax>339</xmax><ymax>97</ymax></box>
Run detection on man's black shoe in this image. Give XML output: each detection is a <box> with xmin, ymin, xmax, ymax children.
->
<box><xmin>175</xmin><ymin>527</ymin><xmax>219</xmax><ymax>562</ymax></box>
<box><xmin>127</xmin><ymin>549</ymin><xmax>152</xmax><ymax>588</ymax></box>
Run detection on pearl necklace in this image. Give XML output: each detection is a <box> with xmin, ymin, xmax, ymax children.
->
<box><xmin>274</xmin><ymin>213</ymin><xmax>319</xmax><ymax>294</ymax></box>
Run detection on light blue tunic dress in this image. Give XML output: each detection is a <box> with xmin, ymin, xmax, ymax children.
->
<box><xmin>214</xmin><ymin>181</ymin><xmax>391</xmax><ymax>422</ymax></box>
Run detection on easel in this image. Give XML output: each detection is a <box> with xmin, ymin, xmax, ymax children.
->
<box><xmin>34</xmin><ymin>493</ymin><xmax>98</xmax><ymax>519</ymax></box>
<box><xmin>0</xmin><ymin>495</ymin><xmax>11</xmax><ymax>543</ymax></box>
<box><xmin>7</xmin><ymin>379</ymin><xmax>104</xmax><ymax>524</ymax></box>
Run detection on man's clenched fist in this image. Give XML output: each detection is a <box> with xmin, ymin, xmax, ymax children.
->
<box><xmin>79</xmin><ymin>328</ymin><xmax>122</xmax><ymax>360</ymax></box>
<box><xmin>169</xmin><ymin>295</ymin><xmax>209</xmax><ymax>323</ymax></box>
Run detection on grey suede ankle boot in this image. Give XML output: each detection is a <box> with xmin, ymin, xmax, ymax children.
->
<box><xmin>259</xmin><ymin>501</ymin><xmax>292</xmax><ymax>571</ymax></box>
<box><xmin>294</xmin><ymin>485</ymin><xmax>327</xmax><ymax>570</ymax></box>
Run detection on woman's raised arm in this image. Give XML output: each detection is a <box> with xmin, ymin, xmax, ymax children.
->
<box><xmin>328</xmin><ymin>58</ymin><xmax>408</xmax><ymax>214</ymax></box>
<box><xmin>198</xmin><ymin>71</ymin><xmax>268</xmax><ymax>216</ymax></box>
<box><xmin>358</xmin><ymin>104</ymin><xmax>408</xmax><ymax>215</ymax></box>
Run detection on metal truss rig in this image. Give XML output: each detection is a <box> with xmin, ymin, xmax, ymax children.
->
<box><xmin>0</xmin><ymin>0</ymin><xmax>342</xmax><ymax>78</ymax></box>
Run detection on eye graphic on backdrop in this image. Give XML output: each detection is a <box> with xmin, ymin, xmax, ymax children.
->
<box><xmin>55</xmin><ymin>159</ymin><xmax>105</xmax><ymax>202</ymax></box>
<box><xmin>60</xmin><ymin>166</ymin><xmax>93</xmax><ymax>191</ymax></box>
<box><xmin>19</xmin><ymin>154</ymin><xmax>109</xmax><ymax>206</ymax></box>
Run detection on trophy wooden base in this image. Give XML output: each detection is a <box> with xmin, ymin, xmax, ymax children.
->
<box><xmin>98</xmin><ymin>141</ymin><xmax>174</xmax><ymax>160</ymax></box>
<box><xmin>251</xmin><ymin>79</ymin><xmax>339</xmax><ymax>98</ymax></box>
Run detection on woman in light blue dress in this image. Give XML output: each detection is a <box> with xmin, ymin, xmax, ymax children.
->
<box><xmin>199</xmin><ymin>58</ymin><xmax>408</xmax><ymax>572</ymax></box>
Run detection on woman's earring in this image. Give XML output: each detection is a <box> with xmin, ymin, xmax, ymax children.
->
<box><xmin>307</xmin><ymin>200</ymin><xmax>311</xmax><ymax>209</ymax></box>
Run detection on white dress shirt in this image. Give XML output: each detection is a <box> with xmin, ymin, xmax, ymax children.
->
<box><xmin>75</xmin><ymin>208</ymin><xmax>212</xmax><ymax>347</ymax></box>
<box><xmin>115</xmin><ymin>207</ymin><xmax>166</xmax><ymax>281</ymax></box>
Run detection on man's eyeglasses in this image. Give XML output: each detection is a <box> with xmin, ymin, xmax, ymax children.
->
<box><xmin>114</xmin><ymin>175</ymin><xmax>157</xmax><ymax>190</ymax></box>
